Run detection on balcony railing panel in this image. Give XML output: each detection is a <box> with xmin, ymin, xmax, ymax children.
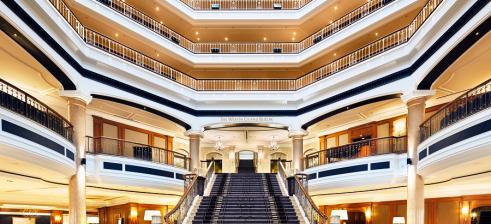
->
<box><xmin>95</xmin><ymin>0</ymin><xmax>394</xmax><ymax>54</ymax></box>
<box><xmin>304</xmin><ymin>136</ymin><xmax>407</xmax><ymax>169</ymax></box>
<box><xmin>179</xmin><ymin>0</ymin><xmax>312</xmax><ymax>10</ymax></box>
<box><xmin>0</xmin><ymin>78</ymin><xmax>73</xmax><ymax>142</ymax></box>
<box><xmin>86</xmin><ymin>136</ymin><xmax>190</xmax><ymax>170</ymax></box>
<box><xmin>420</xmin><ymin>79</ymin><xmax>491</xmax><ymax>142</ymax></box>
<box><xmin>48</xmin><ymin>0</ymin><xmax>443</xmax><ymax>91</ymax></box>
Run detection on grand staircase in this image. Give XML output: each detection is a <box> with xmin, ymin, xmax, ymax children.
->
<box><xmin>191</xmin><ymin>173</ymin><xmax>300</xmax><ymax>223</ymax></box>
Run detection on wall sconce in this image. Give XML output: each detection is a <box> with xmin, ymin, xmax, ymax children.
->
<box><xmin>365</xmin><ymin>208</ymin><xmax>372</xmax><ymax>220</ymax></box>
<box><xmin>130</xmin><ymin>207</ymin><xmax>138</xmax><ymax>218</ymax></box>
<box><xmin>462</xmin><ymin>206</ymin><xmax>469</xmax><ymax>216</ymax></box>
<box><xmin>54</xmin><ymin>215</ymin><xmax>62</xmax><ymax>223</ymax></box>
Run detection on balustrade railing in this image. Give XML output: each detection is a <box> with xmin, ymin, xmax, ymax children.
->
<box><xmin>294</xmin><ymin>173</ymin><xmax>329</xmax><ymax>224</ymax></box>
<box><xmin>85</xmin><ymin>136</ymin><xmax>190</xmax><ymax>170</ymax></box>
<box><xmin>164</xmin><ymin>174</ymin><xmax>198</xmax><ymax>224</ymax></box>
<box><xmin>48</xmin><ymin>0</ymin><xmax>443</xmax><ymax>91</ymax></box>
<box><xmin>179</xmin><ymin>0</ymin><xmax>312</xmax><ymax>10</ymax></box>
<box><xmin>0</xmin><ymin>78</ymin><xmax>73</xmax><ymax>141</ymax></box>
<box><xmin>304</xmin><ymin>136</ymin><xmax>407</xmax><ymax>169</ymax></box>
<box><xmin>95</xmin><ymin>0</ymin><xmax>394</xmax><ymax>54</ymax></box>
<box><xmin>420</xmin><ymin>79</ymin><xmax>491</xmax><ymax>142</ymax></box>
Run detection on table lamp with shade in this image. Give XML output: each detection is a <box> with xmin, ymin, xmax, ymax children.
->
<box><xmin>330</xmin><ymin>210</ymin><xmax>348</xmax><ymax>224</ymax></box>
<box><xmin>393</xmin><ymin>217</ymin><xmax>405</xmax><ymax>224</ymax></box>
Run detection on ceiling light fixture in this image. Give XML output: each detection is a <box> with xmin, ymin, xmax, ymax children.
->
<box><xmin>155</xmin><ymin>6</ymin><xmax>160</xmax><ymax>11</ymax></box>
<box><xmin>263</xmin><ymin>37</ymin><xmax>267</xmax><ymax>41</ymax></box>
<box><xmin>292</xmin><ymin>37</ymin><xmax>295</xmax><ymax>41</ymax></box>
<box><xmin>197</xmin><ymin>37</ymin><xmax>200</xmax><ymax>41</ymax></box>
<box><xmin>375</xmin><ymin>32</ymin><xmax>379</xmax><ymax>36</ymax></box>
<box><xmin>195</xmin><ymin>31</ymin><xmax>199</xmax><ymax>35</ymax></box>
<box><xmin>269</xmin><ymin>136</ymin><xmax>279</xmax><ymax>151</ymax></box>
<box><xmin>115</xmin><ymin>33</ymin><xmax>119</xmax><ymax>37</ymax></box>
<box><xmin>334</xmin><ymin>6</ymin><xmax>338</xmax><ymax>10</ymax></box>
<box><xmin>293</xmin><ymin>32</ymin><xmax>297</xmax><ymax>36</ymax></box>
<box><xmin>224</xmin><ymin>37</ymin><xmax>229</xmax><ymax>41</ymax></box>
<box><xmin>215</xmin><ymin>136</ymin><xmax>225</xmax><ymax>151</ymax></box>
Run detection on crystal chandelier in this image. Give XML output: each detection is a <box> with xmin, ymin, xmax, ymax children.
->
<box><xmin>269</xmin><ymin>136</ymin><xmax>279</xmax><ymax>151</ymax></box>
<box><xmin>214</xmin><ymin>136</ymin><xmax>225</xmax><ymax>151</ymax></box>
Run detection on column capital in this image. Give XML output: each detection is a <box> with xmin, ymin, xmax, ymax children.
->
<box><xmin>401</xmin><ymin>90</ymin><xmax>435</xmax><ymax>104</ymax></box>
<box><xmin>61</xmin><ymin>90</ymin><xmax>92</xmax><ymax>105</ymax></box>
<box><xmin>185</xmin><ymin>130</ymin><xmax>204</xmax><ymax>138</ymax></box>
<box><xmin>288</xmin><ymin>129</ymin><xmax>308</xmax><ymax>138</ymax></box>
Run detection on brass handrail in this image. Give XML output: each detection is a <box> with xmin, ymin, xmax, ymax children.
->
<box><xmin>164</xmin><ymin>174</ymin><xmax>198</xmax><ymax>224</ymax></box>
<box><xmin>294</xmin><ymin>174</ymin><xmax>329</xmax><ymax>224</ymax></box>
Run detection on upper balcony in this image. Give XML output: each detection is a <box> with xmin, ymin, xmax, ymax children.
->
<box><xmin>178</xmin><ymin>0</ymin><xmax>314</xmax><ymax>10</ymax></box>
<box><xmin>76</xmin><ymin>0</ymin><xmax>403</xmax><ymax>55</ymax></box>
<box><xmin>304</xmin><ymin>136</ymin><xmax>407</xmax><ymax>170</ymax></box>
<box><xmin>0</xmin><ymin>78</ymin><xmax>76</xmax><ymax>177</ymax></box>
<box><xmin>418</xmin><ymin>79</ymin><xmax>491</xmax><ymax>178</ymax></box>
<box><xmin>43</xmin><ymin>0</ymin><xmax>443</xmax><ymax>91</ymax></box>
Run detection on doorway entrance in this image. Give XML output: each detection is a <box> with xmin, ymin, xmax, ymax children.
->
<box><xmin>205</xmin><ymin>152</ymin><xmax>223</xmax><ymax>173</ymax></box>
<box><xmin>270</xmin><ymin>152</ymin><xmax>288</xmax><ymax>173</ymax></box>
<box><xmin>236</xmin><ymin>151</ymin><xmax>257</xmax><ymax>173</ymax></box>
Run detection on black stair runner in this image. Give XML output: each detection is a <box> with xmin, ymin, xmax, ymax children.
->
<box><xmin>192</xmin><ymin>173</ymin><xmax>300</xmax><ymax>224</ymax></box>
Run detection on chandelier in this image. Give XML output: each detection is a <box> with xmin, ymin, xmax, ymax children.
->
<box><xmin>269</xmin><ymin>136</ymin><xmax>279</xmax><ymax>151</ymax></box>
<box><xmin>214</xmin><ymin>136</ymin><xmax>225</xmax><ymax>151</ymax></box>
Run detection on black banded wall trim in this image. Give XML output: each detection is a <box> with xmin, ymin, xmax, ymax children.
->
<box><xmin>92</xmin><ymin>95</ymin><xmax>191</xmax><ymax>130</ymax></box>
<box><xmin>175</xmin><ymin>173</ymin><xmax>184</xmax><ymax>180</ymax></box>
<box><xmin>370</xmin><ymin>161</ymin><xmax>390</xmax><ymax>170</ymax></box>
<box><xmin>308</xmin><ymin>173</ymin><xmax>317</xmax><ymax>180</ymax></box>
<box><xmin>125</xmin><ymin>164</ymin><xmax>174</xmax><ymax>178</ymax></box>
<box><xmin>419</xmin><ymin>148</ymin><xmax>428</xmax><ymax>161</ymax></box>
<box><xmin>103</xmin><ymin>162</ymin><xmax>123</xmax><ymax>171</ymax></box>
<box><xmin>417</xmin><ymin>1</ymin><xmax>491</xmax><ymax>89</ymax></box>
<box><xmin>0</xmin><ymin>0</ymin><xmax>487</xmax><ymax>118</ymax></box>
<box><xmin>318</xmin><ymin>164</ymin><xmax>369</xmax><ymax>178</ymax></box>
<box><xmin>1</xmin><ymin>120</ymin><xmax>73</xmax><ymax>160</ymax></box>
<box><xmin>427</xmin><ymin>118</ymin><xmax>491</xmax><ymax>156</ymax></box>
<box><xmin>66</xmin><ymin>150</ymin><xmax>75</xmax><ymax>161</ymax></box>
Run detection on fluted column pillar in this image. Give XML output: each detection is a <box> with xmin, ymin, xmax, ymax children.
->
<box><xmin>68</xmin><ymin>98</ymin><xmax>87</xmax><ymax>224</ymax></box>
<box><xmin>289</xmin><ymin>130</ymin><xmax>308</xmax><ymax>173</ymax></box>
<box><xmin>405</xmin><ymin>96</ymin><xmax>427</xmax><ymax>224</ymax></box>
<box><xmin>186</xmin><ymin>130</ymin><xmax>203</xmax><ymax>173</ymax></box>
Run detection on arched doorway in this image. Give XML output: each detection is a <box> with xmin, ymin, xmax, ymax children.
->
<box><xmin>205</xmin><ymin>152</ymin><xmax>223</xmax><ymax>173</ymax></box>
<box><xmin>236</xmin><ymin>150</ymin><xmax>257</xmax><ymax>173</ymax></box>
<box><xmin>270</xmin><ymin>152</ymin><xmax>288</xmax><ymax>173</ymax></box>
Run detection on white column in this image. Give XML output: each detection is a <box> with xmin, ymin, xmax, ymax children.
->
<box><xmin>289</xmin><ymin>130</ymin><xmax>308</xmax><ymax>173</ymax></box>
<box><xmin>68</xmin><ymin>98</ymin><xmax>87</xmax><ymax>224</ymax></box>
<box><xmin>405</xmin><ymin>96</ymin><xmax>427</xmax><ymax>224</ymax></box>
<box><xmin>186</xmin><ymin>131</ymin><xmax>203</xmax><ymax>173</ymax></box>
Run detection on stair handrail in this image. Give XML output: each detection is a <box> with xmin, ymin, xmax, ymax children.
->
<box><xmin>203</xmin><ymin>160</ymin><xmax>215</xmax><ymax>192</ymax></box>
<box><xmin>278</xmin><ymin>160</ymin><xmax>289</xmax><ymax>192</ymax></box>
<box><xmin>163</xmin><ymin>173</ymin><xmax>198</xmax><ymax>224</ymax></box>
<box><xmin>294</xmin><ymin>174</ymin><xmax>329</xmax><ymax>224</ymax></box>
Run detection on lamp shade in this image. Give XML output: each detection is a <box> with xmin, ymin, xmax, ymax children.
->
<box><xmin>144</xmin><ymin>210</ymin><xmax>162</xmax><ymax>221</ymax></box>
<box><xmin>330</xmin><ymin>210</ymin><xmax>348</xmax><ymax>220</ymax></box>
<box><xmin>87</xmin><ymin>217</ymin><xmax>99</xmax><ymax>224</ymax></box>
<box><xmin>393</xmin><ymin>217</ymin><xmax>405</xmax><ymax>224</ymax></box>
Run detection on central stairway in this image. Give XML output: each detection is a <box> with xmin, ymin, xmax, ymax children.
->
<box><xmin>192</xmin><ymin>173</ymin><xmax>300</xmax><ymax>223</ymax></box>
